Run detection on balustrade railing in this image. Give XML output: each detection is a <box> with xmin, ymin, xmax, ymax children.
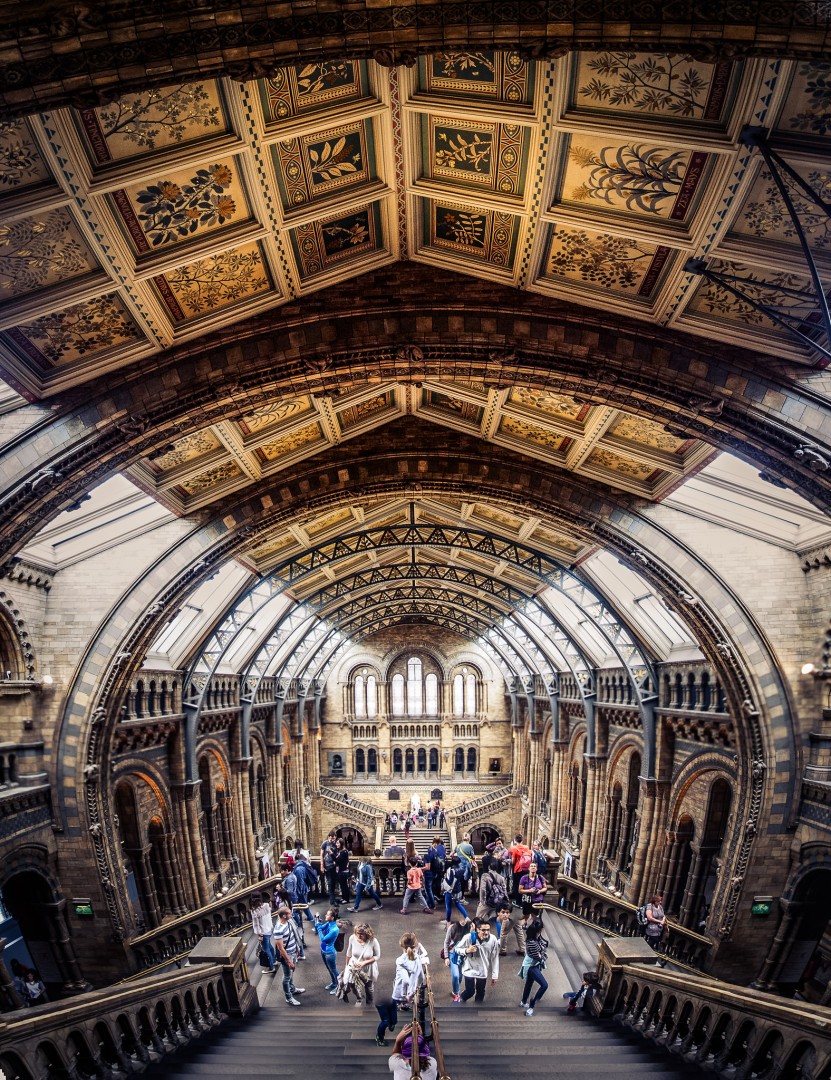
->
<box><xmin>609</xmin><ymin>961</ymin><xmax>831</xmax><ymax>1079</ymax></box>
<box><xmin>319</xmin><ymin>785</ymin><xmax>384</xmax><ymax>826</ymax></box>
<box><xmin>556</xmin><ymin>876</ymin><xmax>712</xmax><ymax>971</ymax></box>
<box><xmin>449</xmin><ymin>785</ymin><xmax>512</xmax><ymax>828</ymax></box>
<box><xmin>0</xmin><ymin>964</ymin><xmax>230</xmax><ymax>1080</ymax></box>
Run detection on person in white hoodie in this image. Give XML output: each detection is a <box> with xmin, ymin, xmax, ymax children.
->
<box><xmin>392</xmin><ymin>931</ymin><xmax>429</xmax><ymax>1009</ymax></box>
<box><xmin>456</xmin><ymin>919</ymin><xmax>500</xmax><ymax>1004</ymax></box>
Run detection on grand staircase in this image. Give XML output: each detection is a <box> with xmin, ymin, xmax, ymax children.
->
<box><xmin>140</xmin><ymin>906</ymin><xmax>699</xmax><ymax>1080</ymax></box>
<box><xmin>384</xmin><ymin>824</ymin><xmax>450</xmax><ymax>856</ymax></box>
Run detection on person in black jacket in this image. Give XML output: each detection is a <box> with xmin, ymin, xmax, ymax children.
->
<box><xmin>335</xmin><ymin>837</ymin><xmax>352</xmax><ymax>903</ymax></box>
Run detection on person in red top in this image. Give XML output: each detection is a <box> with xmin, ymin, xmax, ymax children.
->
<box><xmin>509</xmin><ymin>834</ymin><xmax>533</xmax><ymax>901</ymax></box>
<box><xmin>400</xmin><ymin>857</ymin><xmax>433</xmax><ymax>914</ymax></box>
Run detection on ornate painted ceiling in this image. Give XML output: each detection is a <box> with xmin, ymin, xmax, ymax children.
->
<box><xmin>1</xmin><ymin>50</ymin><xmax>829</xmax><ymax>529</ymax></box>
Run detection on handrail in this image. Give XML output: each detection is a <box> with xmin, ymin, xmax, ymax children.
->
<box><xmin>422</xmin><ymin>966</ymin><xmax>451</xmax><ymax>1080</ymax></box>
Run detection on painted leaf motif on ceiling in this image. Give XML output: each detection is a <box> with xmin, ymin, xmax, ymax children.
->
<box><xmin>0</xmin><ymin>120</ymin><xmax>52</xmax><ymax>194</ymax></box>
<box><xmin>152</xmin><ymin>241</ymin><xmax>272</xmax><ymax>322</ymax></box>
<box><xmin>418</xmin><ymin>51</ymin><xmax>534</xmax><ymax>106</ymax></box>
<box><xmin>272</xmin><ymin>122</ymin><xmax>373</xmax><ymax>210</ymax></box>
<box><xmin>79</xmin><ymin>83</ymin><xmax>228</xmax><ymax>165</ymax></box>
<box><xmin>686</xmin><ymin>258</ymin><xmax>818</xmax><ymax>332</ymax></box>
<box><xmin>730</xmin><ymin>161</ymin><xmax>831</xmax><ymax>250</ymax></box>
<box><xmin>113</xmin><ymin>160</ymin><xmax>251</xmax><ymax>253</ymax></box>
<box><xmin>426</xmin><ymin>199</ymin><xmax>520</xmax><ymax>270</ymax></box>
<box><xmin>5</xmin><ymin>293</ymin><xmax>142</xmax><ymax>367</ymax></box>
<box><xmin>554</xmin><ymin>136</ymin><xmax>711</xmax><ymax>222</ymax></box>
<box><xmin>542</xmin><ymin>223</ymin><xmax>674</xmax><ymax>299</ymax></box>
<box><xmin>0</xmin><ymin>208</ymin><xmax>99</xmax><ymax>297</ymax></box>
<box><xmin>238</xmin><ymin>396</ymin><xmax>314</xmax><ymax>435</ymax></box>
<box><xmin>288</xmin><ymin>202</ymin><xmax>382</xmax><ymax>280</ymax></box>
<box><xmin>568</xmin><ymin>52</ymin><xmax>739</xmax><ymax>126</ymax></box>
<box><xmin>773</xmin><ymin>61</ymin><xmax>831</xmax><ymax>142</ymax></box>
<box><xmin>261</xmin><ymin>61</ymin><xmax>369</xmax><ymax>124</ymax></box>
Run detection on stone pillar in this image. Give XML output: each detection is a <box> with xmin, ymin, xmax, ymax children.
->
<box><xmin>550</xmin><ymin>738</ymin><xmax>568</xmax><ymax>842</ymax></box>
<box><xmin>171</xmin><ymin>782</ymin><xmax>201</xmax><ymax>909</ymax></box>
<box><xmin>527</xmin><ymin>734</ymin><xmax>541</xmax><ymax>836</ymax></box>
<box><xmin>41</xmin><ymin>900</ymin><xmax>91</xmax><ymax>992</ymax></box>
<box><xmin>656</xmin><ymin>831</ymin><xmax>679</xmax><ymax>901</ymax></box>
<box><xmin>161</xmin><ymin>833</ymin><xmax>187</xmax><ymax>915</ymax></box>
<box><xmin>580</xmin><ymin>754</ymin><xmax>607</xmax><ymax>881</ymax></box>
<box><xmin>593</xmin><ymin>934</ymin><xmax>657</xmax><ymax>1017</ymax></box>
<box><xmin>628</xmin><ymin>778</ymin><xmax>658</xmax><ymax>901</ymax></box>
<box><xmin>0</xmin><ymin>937</ymin><xmax>25</xmax><ymax>1009</ymax></box>
<box><xmin>188</xmin><ymin>936</ymin><xmax>258</xmax><ymax>1018</ymax></box>
<box><xmin>183</xmin><ymin>783</ymin><xmax>211</xmax><ymax>907</ymax></box>
<box><xmin>753</xmin><ymin>899</ymin><xmax>805</xmax><ymax>991</ymax></box>
<box><xmin>641</xmin><ymin>780</ymin><xmax>670</xmax><ymax>897</ymax></box>
<box><xmin>267</xmin><ymin>743</ymin><xmax>285</xmax><ymax>851</ymax></box>
<box><xmin>232</xmin><ymin>758</ymin><xmax>256</xmax><ymax>881</ymax></box>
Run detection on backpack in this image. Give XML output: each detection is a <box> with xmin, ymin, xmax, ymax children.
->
<box><xmin>430</xmin><ymin>852</ymin><xmax>445</xmax><ymax>877</ymax></box>
<box><xmin>636</xmin><ymin>904</ymin><xmax>649</xmax><ymax>930</ymax></box>
<box><xmin>334</xmin><ymin>923</ymin><xmax>346</xmax><ymax>952</ymax></box>
<box><xmin>485</xmin><ymin>873</ymin><xmax>507</xmax><ymax>909</ymax></box>
<box><xmin>515</xmin><ymin>849</ymin><xmax>533</xmax><ymax>874</ymax></box>
<box><xmin>441</xmin><ymin>867</ymin><xmax>457</xmax><ymax>895</ymax></box>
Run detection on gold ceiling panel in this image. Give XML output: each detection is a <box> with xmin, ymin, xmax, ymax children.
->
<box><xmin>604</xmin><ymin>413</ymin><xmax>690</xmax><ymax>456</ymax></box>
<box><xmin>508</xmin><ymin>387</ymin><xmax>586</xmax><ymax>424</ymax></box>
<box><xmin>584</xmin><ymin>448</ymin><xmax>660</xmax><ymax>483</ymax></box>
<box><xmin>239</xmin><ymin>396</ymin><xmax>314</xmax><ymax>436</ymax></box>
<box><xmin>498</xmin><ymin>415</ymin><xmax>569</xmax><ymax>453</ymax></box>
<box><xmin>0</xmin><ymin>208</ymin><xmax>101</xmax><ymax>301</ymax></box>
<box><xmin>152</xmin><ymin>429</ymin><xmax>223</xmax><ymax>472</ymax></box>
<box><xmin>532</xmin><ymin>525</ymin><xmax>584</xmax><ymax>554</ymax></box>
<box><xmin>473</xmin><ymin>504</ymin><xmax>523</xmax><ymax>531</ymax></box>
<box><xmin>178</xmin><ymin>460</ymin><xmax>243</xmax><ymax>495</ymax></box>
<box><xmin>256</xmin><ymin>420</ymin><xmax>323</xmax><ymax>462</ymax></box>
<box><xmin>305</xmin><ymin>506</ymin><xmax>355</xmax><ymax>538</ymax></box>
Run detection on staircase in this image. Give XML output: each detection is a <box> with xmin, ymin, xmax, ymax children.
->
<box><xmin>140</xmin><ymin>907</ymin><xmax>700</xmax><ymax>1080</ymax></box>
<box><xmin>384</xmin><ymin>824</ymin><xmax>450</xmax><ymax>856</ymax></box>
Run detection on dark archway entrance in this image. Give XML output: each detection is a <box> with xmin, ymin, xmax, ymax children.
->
<box><xmin>1</xmin><ymin>869</ymin><xmax>86</xmax><ymax>995</ymax></box>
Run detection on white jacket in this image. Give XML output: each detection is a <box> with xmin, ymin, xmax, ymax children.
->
<box><xmin>251</xmin><ymin>902</ymin><xmax>273</xmax><ymax>936</ymax></box>
<box><xmin>392</xmin><ymin>943</ymin><xmax>429</xmax><ymax>1000</ymax></box>
<box><xmin>457</xmin><ymin>932</ymin><xmax>500</xmax><ymax>981</ymax></box>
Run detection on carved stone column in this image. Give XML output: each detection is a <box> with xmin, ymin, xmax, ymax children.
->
<box><xmin>162</xmin><ymin>833</ymin><xmax>187</xmax><ymax>916</ymax></box>
<box><xmin>641</xmin><ymin>780</ymin><xmax>670</xmax><ymax>897</ymax></box>
<box><xmin>656</xmin><ymin>831</ymin><xmax>679</xmax><ymax>900</ymax></box>
<box><xmin>232</xmin><ymin>757</ymin><xmax>256</xmax><ymax>881</ymax></box>
<box><xmin>579</xmin><ymin>754</ymin><xmax>607</xmax><ymax>882</ymax></box>
<box><xmin>41</xmin><ymin>899</ymin><xmax>91</xmax><ymax>992</ymax></box>
<box><xmin>526</xmin><ymin>734</ymin><xmax>541</xmax><ymax>837</ymax></box>
<box><xmin>170</xmin><ymin>782</ymin><xmax>201</xmax><ymax>909</ymax></box>
<box><xmin>0</xmin><ymin>938</ymin><xmax>24</xmax><ymax>1008</ymax></box>
<box><xmin>628</xmin><ymin>778</ymin><xmax>658</xmax><ymax>901</ymax></box>
<box><xmin>753</xmin><ymin>899</ymin><xmax>805</xmax><ymax>990</ymax></box>
<box><xmin>550</xmin><ymin>738</ymin><xmax>568</xmax><ymax>842</ymax></box>
<box><xmin>182</xmin><ymin>782</ymin><xmax>211</xmax><ymax>907</ymax></box>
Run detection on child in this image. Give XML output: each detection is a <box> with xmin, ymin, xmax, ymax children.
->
<box><xmin>563</xmin><ymin>969</ymin><xmax>600</xmax><ymax>1013</ymax></box>
<box><xmin>392</xmin><ymin>931</ymin><xmax>429</xmax><ymax>1011</ymax></box>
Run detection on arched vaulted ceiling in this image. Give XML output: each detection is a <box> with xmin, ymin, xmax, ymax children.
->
<box><xmin>0</xmin><ymin>24</ymin><xmax>830</xmax><ymax>729</ymax></box>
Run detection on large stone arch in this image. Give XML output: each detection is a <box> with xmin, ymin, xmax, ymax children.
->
<box><xmin>2</xmin><ymin>267</ymin><xmax>831</xmax><ymax>563</ymax></box>
<box><xmin>0</xmin><ymin>3</ymin><xmax>828</xmax><ymax>120</ymax></box>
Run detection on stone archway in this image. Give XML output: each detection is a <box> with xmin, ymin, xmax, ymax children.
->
<box><xmin>1</xmin><ymin>868</ymin><xmax>86</xmax><ymax>994</ymax></box>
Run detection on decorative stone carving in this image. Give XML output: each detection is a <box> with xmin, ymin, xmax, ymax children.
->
<box><xmin>794</xmin><ymin>443</ymin><xmax>830</xmax><ymax>471</ymax></box>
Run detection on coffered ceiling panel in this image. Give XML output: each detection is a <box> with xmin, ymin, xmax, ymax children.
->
<box><xmin>0</xmin><ymin>50</ymin><xmax>826</xmax><ymax>404</ymax></box>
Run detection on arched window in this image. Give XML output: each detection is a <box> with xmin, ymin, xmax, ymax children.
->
<box><xmin>425</xmin><ymin>672</ymin><xmax>438</xmax><ymax>716</ymax></box>
<box><xmin>467</xmin><ymin>747</ymin><xmax>477</xmax><ymax>773</ymax></box>
<box><xmin>393</xmin><ymin>748</ymin><xmax>403</xmax><ymax>773</ymax></box>
<box><xmin>392</xmin><ymin>673</ymin><xmax>405</xmax><ymax>716</ymax></box>
<box><xmin>368</xmin><ymin>748</ymin><xmax>378</xmax><ymax>774</ymax></box>
<box><xmin>354</xmin><ymin>675</ymin><xmax>365</xmax><ymax>717</ymax></box>
<box><xmin>452</xmin><ymin>674</ymin><xmax>464</xmax><ymax>716</ymax></box>
<box><xmin>366</xmin><ymin>675</ymin><xmax>377</xmax><ymax>717</ymax></box>
<box><xmin>355</xmin><ymin>748</ymin><xmax>365</xmax><ymax>773</ymax></box>
<box><xmin>465</xmin><ymin>673</ymin><xmax>476</xmax><ymax>715</ymax></box>
<box><xmin>454</xmin><ymin>748</ymin><xmax>464</xmax><ymax>772</ymax></box>
<box><xmin>407</xmin><ymin>657</ymin><xmax>423</xmax><ymax>716</ymax></box>
<box><xmin>417</xmin><ymin>747</ymin><xmax>427</xmax><ymax>772</ymax></box>
<box><xmin>429</xmin><ymin>748</ymin><xmax>439</xmax><ymax>773</ymax></box>
<box><xmin>405</xmin><ymin>748</ymin><xmax>415</xmax><ymax>774</ymax></box>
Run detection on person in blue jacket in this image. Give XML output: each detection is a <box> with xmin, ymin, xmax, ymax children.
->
<box><xmin>314</xmin><ymin>907</ymin><xmax>340</xmax><ymax>992</ymax></box>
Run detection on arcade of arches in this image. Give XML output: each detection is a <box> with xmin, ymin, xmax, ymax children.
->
<box><xmin>2</xmin><ymin>2</ymin><xmax>831</xmax><ymax>1012</ymax></box>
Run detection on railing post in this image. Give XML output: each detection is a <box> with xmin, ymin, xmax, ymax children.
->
<box><xmin>187</xmin><ymin>937</ymin><xmax>259</xmax><ymax>1017</ymax></box>
<box><xmin>594</xmin><ymin>935</ymin><xmax>656</xmax><ymax>1017</ymax></box>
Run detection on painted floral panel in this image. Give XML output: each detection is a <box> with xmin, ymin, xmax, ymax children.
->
<box><xmin>508</xmin><ymin>387</ymin><xmax>587</xmax><ymax>424</ymax></box>
<box><xmin>475</xmin><ymin>504</ymin><xmax>523</xmax><ymax>529</ymax></box>
<box><xmin>498</xmin><ymin>415</ymin><xmax>567</xmax><ymax>451</ymax></box>
<box><xmin>79</xmin><ymin>83</ymin><xmax>228</xmax><ymax>165</ymax></box>
<box><xmin>773</xmin><ymin>62</ymin><xmax>831</xmax><ymax>142</ymax></box>
<box><xmin>730</xmin><ymin>161</ymin><xmax>831</xmax><ymax>250</ymax></box>
<box><xmin>532</xmin><ymin>525</ymin><xmax>583</xmax><ymax>554</ymax></box>
<box><xmin>262</xmin><ymin>61</ymin><xmax>367</xmax><ymax>123</ymax></box>
<box><xmin>6</xmin><ymin>293</ymin><xmax>142</xmax><ymax>367</ymax></box>
<box><xmin>178</xmin><ymin>460</ymin><xmax>242</xmax><ymax>495</ymax></box>
<box><xmin>306</xmin><ymin>506</ymin><xmax>355</xmax><ymax>537</ymax></box>
<box><xmin>604</xmin><ymin>414</ymin><xmax>689</xmax><ymax>454</ymax></box>
<box><xmin>418</xmin><ymin>51</ymin><xmax>534</xmax><ymax>106</ymax></box>
<box><xmin>0</xmin><ymin>208</ymin><xmax>99</xmax><ymax>298</ymax></box>
<box><xmin>153</xmin><ymin>241</ymin><xmax>271</xmax><ymax>322</ymax></box>
<box><xmin>152</xmin><ymin>429</ymin><xmax>222</xmax><ymax>472</ymax></box>
<box><xmin>0</xmin><ymin>120</ymin><xmax>52</xmax><ymax>194</ymax></box>
<box><xmin>272</xmin><ymin>122</ymin><xmax>372</xmax><ymax>210</ymax></box>
<box><xmin>429</xmin><ymin>200</ymin><xmax>519</xmax><ymax>271</ymax></box>
<box><xmin>543</xmin><ymin>223</ymin><xmax>674</xmax><ymax>298</ymax></box>
<box><xmin>238</xmin><ymin>396</ymin><xmax>313</xmax><ymax>436</ymax></box>
<box><xmin>289</xmin><ymin>202</ymin><xmax>382</xmax><ymax>279</ymax></box>
<box><xmin>554</xmin><ymin>136</ymin><xmax>710</xmax><ymax>222</ymax></box>
<box><xmin>570</xmin><ymin>52</ymin><xmax>737</xmax><ymax>124</ymax></box>
<box><xmin>424</xmin><ymin>391</ymin><xmax>483</xmax><ymax>426</ymax></box>
<box><xmin>112</xmin><ymin>160</ymin><xmax>251</xmax><ymax>254</ymax></box>
<box><xmin>337</xmin><ymin>393</ymin><xmax>391</xmax><ymax>429</ymax></box>
<box><xmin>584</xmin><ymin>448</ymin><xmax>658</xmax><ymax>482</ymax></box>
<box><xmin>685</xmin><ymin>259</ymin><xmax>817</xmax><ymax>333</ymax></box>
<box><xmin>425</xmin><ymin>115</ymin><xmax>528</xmax><ymax>197</ymax></box>
<box><xmin>256</xmin><ymin>421</ymin><xmax>322</xmax><ymax>461</ymax></box>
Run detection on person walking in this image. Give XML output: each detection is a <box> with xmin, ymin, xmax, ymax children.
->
<box><xmin>495</xmin><ymin>902</ymin><xmax>527</xmax><ymax>955</ymax></box>
<box><xmin>476</xmin><ymin>861</ymin><xmax>509</xmax><ymax>923</ymax></box>
<box><xmin>314</xmin><ymin>908</ymin><xmax>341</xmax><ymax>992</ymax></box>
<box><xmin>374</xmin><ymin>992</ymin><xmax>399</xmax><ymax>1047</ymax></box>
<box><xmin>424</xmin><ymin>838</ymin><xmax>445</xmax><ymax>908</ymax></box>
<box><xmin>400</xmin><ymin>857</ymin><xmax>433</xmax><ymax>914</ymax></box>
<box><xmin>335</xmin><ymin>837</ymin><xmax>352</xmax><ymax>904</ymax></box>
<box><xmin>441</xmin><ymin>856</ymin><xmax>469</xmax><ymax>922</ymax></box>
<box><xmin>519</xmin><ymin>915</ymin><xmax>549</xmax><ymax>1016</ymax></box>
<box><xmin>21</xmin><ymin>970</ymin><xmax>48</xmax><ymax>1006</ymax></box>
<box><xmin>509</xmin><ymin>835</ymin><xmax>533</xmax><ymax>901</ymax></box>
<box><xmin>456</xmin><ymin>919</ymin><xmax>500</xmax><ymax>1004</ymax></box>
<box><xmin>251</xmin><ymin>891</ymin><xmax>276</xmax><ymax>973</ymax></box>
<box><xmin>292</xmin><ymin>854</ymin><xmax>319</xmax><ymax>925</ymax></box>
<box><xmin>438</xmin><ymin>807</ymin><xmax>446</xmax><ymax>828</ymax></box>
<box><xmin>392</xmin><ymin>932</ymin><xmax>429</xmax><ymax>1010</ymax></box>
<box><xmin>345</xmin><ymin>922</ymin><xmax>380</xmax><ymax>1006</ymax></box>
<box><xmin>352</xmin><ymin>854</ymin><xmax>384</xmax><ymax>911</ymax></box>
<box><xmin>443</xmin><ymin>916</ymin><xmax>473</xmax><ymax>1002</ymax></box>
<box><xmin>320</xmin><ymin>831</ymin><xmax>338</xmax><ymax>906</ymax></box>
<box><xmin>272</xmin><ymin>906</ymin><xmax>306</xmax><ymax>1006</ymax></box>
<box><xmin>645</xmin><ymin>893</ymin><xmax>668</xmax><ymax>966</ymax></box>
<box><xmin>518</xmin><ymin>859</ymin><xmax>548</xmax><ymax>919</ymax></box>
